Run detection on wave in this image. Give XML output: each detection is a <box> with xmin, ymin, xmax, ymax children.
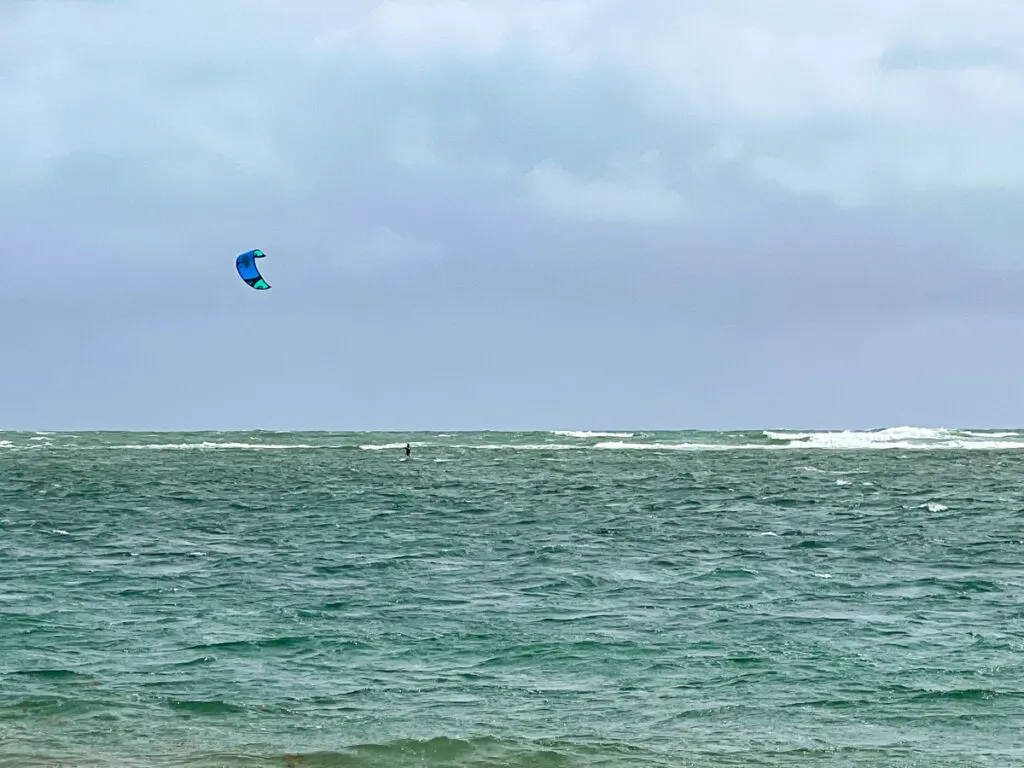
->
<box><xmin>116</xmin><ymin>442</ymin><xmax>318</xmax><ymax>450</ymax></box>
<box><xmin>762</xmin><ymin>426</ymin><xmax>1024</xmax><ymax>451</ymax></box>
<box><xmin>166</xmin><ymin>698</ymin><xmax>247</xmax><ymax>715</ymax></box>
<box><xmin>0</xmin><ymin>736</ymin><xmax>676</xmax><ymax>768</ymax></box>
<box><xmin>551</xmin><ymin>430</ymin><xmax>635</xmax><ymax>439</ymax></box>
<box><xmin>764</xmin><ymin>426</ymin><xmax>945</xmax><ymax>443</ymax></box>
<box><xmin>361</xmin><ymin>442</ymin><xmax>580</xmax><ymax>451</ymax></box>
<box><xmin>586</xmin><ymin>426</ymin><xmax>1024</xmax><ymax>452</ymax></box>
<box><xmin>270</xmin><ymin>736</ymin><xmax>675</xmax><ymax>768</ymax></box>
<box><xmin>593</xmin><ymin>440</ymin><xmax>733</xmax><ymax>451</ymax></box>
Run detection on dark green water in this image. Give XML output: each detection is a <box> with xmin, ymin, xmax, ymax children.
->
<box><xmin>1</xmin><ymin>429</ymin><xmax>1022</xmax><ymax>766</ymax></box>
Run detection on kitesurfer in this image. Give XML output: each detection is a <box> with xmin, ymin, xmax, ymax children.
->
<box><xmin>404</xmin><ymin>443</ymin><xmax>411</xmax><ymax>457</ymax></box>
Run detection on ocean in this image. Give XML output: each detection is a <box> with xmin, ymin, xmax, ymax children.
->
<box><xmin>1</xmin><ymin>427</ymin><xmax>1022</xmax><ymax>767</ymax></box>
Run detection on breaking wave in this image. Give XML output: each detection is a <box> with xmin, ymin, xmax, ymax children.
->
<box><xmin>761</xmin><ymin>426</ymin><xmax>1024</xmax><ymax>451</ymax></box>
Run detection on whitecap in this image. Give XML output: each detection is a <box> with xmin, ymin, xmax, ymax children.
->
<box><xmin>360</xmin><ymin>442</ymin><xmax>423</xmax><ymax>451</ymax></box>
<box><xmin>117</xmin><ymin>442</ymin><xmax>316</xmax><ymax>450</ymax></box>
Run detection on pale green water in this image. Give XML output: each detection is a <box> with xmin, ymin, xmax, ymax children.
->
<box><xmin>1</xmin><ymin>428</ymin><xmax>1022</xmax><ymax>766</ymax></box>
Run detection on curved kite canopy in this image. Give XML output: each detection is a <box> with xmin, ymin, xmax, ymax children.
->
<box><xmin>236</xmin><ymin>249</ymin><xmax>270</xmax><ymax>290</ymax></box>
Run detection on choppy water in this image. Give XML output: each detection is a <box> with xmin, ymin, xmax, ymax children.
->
<box><xmin>1</xmin><ymin>428</ymin><xmax>1022</xmax><ymax>767</ymax></box>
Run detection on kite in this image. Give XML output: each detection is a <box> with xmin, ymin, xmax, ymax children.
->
<box><xmin>236</xmin><ymin>249</ymin><xmax>271</xmax><ymax>290</ymax></box>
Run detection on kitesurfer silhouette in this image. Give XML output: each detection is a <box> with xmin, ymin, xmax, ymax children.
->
<box><xmin>404</xmin><ymin>443</ymin><xmax>411</xmax><ymax>457</ymax></box>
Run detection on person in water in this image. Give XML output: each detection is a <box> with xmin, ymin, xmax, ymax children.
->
<box><xmin>404</xmin><ymin>443</ymin><xmax>411</xmax><ymax>457</ymax></box>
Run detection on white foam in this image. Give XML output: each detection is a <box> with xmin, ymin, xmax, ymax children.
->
<box><xmin>376</xmin><ymin>442</ymin><xmax>580</xmax><ymax>451</ymax></box>
<box><xmin>763</xmin><ymin>426</ymin><xmax>1024</xmax><ymax>451</ymax></box>
<box><xmin>765</xmin><ymin>431</ymin><xmax>817</xmax><ymax>441</ymax></box>
<box><xmin>770</xmin><ymin>426</ymin><xmax>948</xmax><ymax>449</ymax></box>
<box><xmin>593</xmin><ymin>440</ymin><xmax>764</xmax><ymax>451</ymax></box>
<box><xmin>592</xmin><ymin>427</ymin><xmax>1024</xmax><ymax>451</ymax></box>
<box><xmin>118</xmin><ymin>442</ymin><xmax>316</xmax><ymax>450</ymax></box>
<box><xmin>469</xmin><ymin>443</ymin><xmax>577</xmax><ymax>451</ymax></box>
<box><xmin>920</xmin><ymin>502</ymin><xmax>949</xmax><ymax>512</ymax></box>
<box><xmin>552</xmin><ymin>430</ymin><xmax>635</xmax><ymax>439</ymax></box>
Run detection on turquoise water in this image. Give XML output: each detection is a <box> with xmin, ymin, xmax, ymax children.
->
<box><xmin>1</xmin><ymin>428</ymin><xmax>1022</xmax><ymax>766</ymax></box>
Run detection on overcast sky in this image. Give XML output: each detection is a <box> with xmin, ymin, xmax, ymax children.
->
<box><xmin>3</xmin><ymin>0</ymin><xmax>1024</xmax><ymax>431</ymax></box>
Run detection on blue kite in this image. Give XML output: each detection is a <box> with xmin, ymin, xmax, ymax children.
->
<box><xmin>236</xmin><ymin>249</ymin><xmax>270</xmax><ymax>290</ymax></box>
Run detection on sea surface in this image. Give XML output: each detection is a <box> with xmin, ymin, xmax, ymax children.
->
<box><xmin>1</xmin><ymin>427</ymin><xmax>1022</xmax><ymax>767</ymax></box>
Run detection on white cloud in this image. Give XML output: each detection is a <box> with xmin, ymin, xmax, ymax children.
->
<box><xmin>4</xmin><ymin>0</ymin><xmax>1024</xmax><ymax>211</ymax></box>
<box><xmin>753</xmin><ymin>150</ymin><xmax>875</xmax><ymax>209</ymax></box>
<box><xmin>527</xmin><ymin>152</ymin><xmax>688</xmax><ymax>223</ymax></box>
<box><xmin>349</xmin><ymin>0</ymin><xmax>1024</xmax><ymax>205</ymax></box>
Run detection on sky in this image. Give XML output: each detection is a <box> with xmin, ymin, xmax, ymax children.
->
<box><xmin>3</xmin><ymin>0</ymin><xmax>1024</xmax><ymax>431</ymax></box>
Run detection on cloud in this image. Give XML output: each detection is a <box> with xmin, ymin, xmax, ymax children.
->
<box><xmin>343</xmin><ymin>0</ymin><xmax>1024</xmax><ymax>207</ymax></box>
<box><xmin>526</xmin><ymin>154</ymin><xmax>688</xmax><ymax>223</ymax></box>
<box><xmin>6</xmin><ymin>0</ymin><xmax>1024</xmax><ymax>212</ymax></box>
